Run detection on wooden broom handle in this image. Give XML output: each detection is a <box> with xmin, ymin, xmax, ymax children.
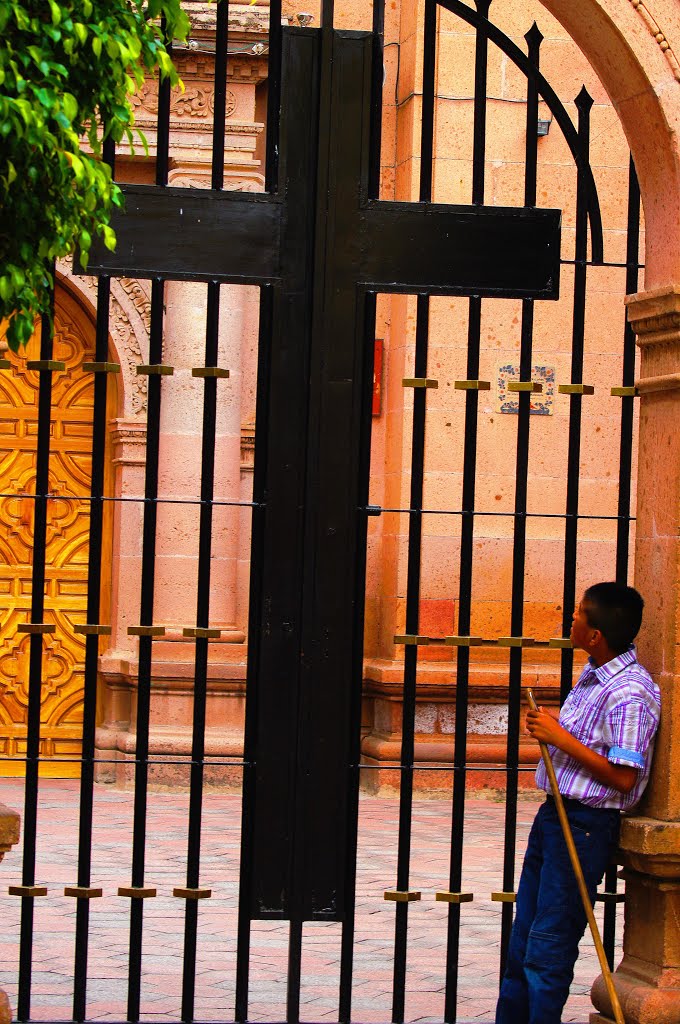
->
<box><xmin>526</xmin><ymin>688</ymin><xmax>625</xmax><ymax>1024</ymax></box>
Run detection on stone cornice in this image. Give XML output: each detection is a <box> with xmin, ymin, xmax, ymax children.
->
<box><xmin>627</xmin><ymin>286</ymin><xmax>680</xmax><ymax>392</ymax></box>
<box><xmin>626</xmin><ymin>285</ymin><xmax>680</xmax><ymax>346</ymax></box>
<box><xmin>619</xmin><ymin>816</ymin><xmax>680</xmax><ymax>879</ymax></box>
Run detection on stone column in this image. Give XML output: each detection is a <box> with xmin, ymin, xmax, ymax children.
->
<box><xmin>591</xmin><ymin>286</ymin><xmax>680</xmax><ymax>1023</ymax></box>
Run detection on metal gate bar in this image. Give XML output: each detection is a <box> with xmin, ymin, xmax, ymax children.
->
<box><xmin>125</xmin><ymin>276</ymin><xmax>166</xmax><ymax>1024</ymax></box>
<box><xmin>498</xmin><ymin>22</ymin><xmax>544</xmax><ymax>981</ymax></box>
<box><xmin>338</xmin><ymin>289</ymin><xmax>379</xmax><ymax>1024</ymax></box>
<box><xmin>443</xmin><ymin>0</ymin><xmax>491</xmax><ymax>1015</ymax></box>
<box><xmin>388</xmin><ymin>0</ymin><xmax>441</xmax><ymax>1013</ymax></box>
<box><xmin>558</xmin><ymin>90</ymin><xmax>593</xmax><ymax>707</ymax></box>
<box><xmin>72</xmin><ymin>225</ymin><xmax>114</xmax><ymax>1023</ymax></box>
<box><xmin>600</xmin><ymin>157</ymin><xmax>642</xmax><ymax>967</ymax></box>
<box><xmin>16</xmin><ymin>290</ymin><xmax>57</xmax><ymax>1023</ymax></box>
<box><xmin>179</xmin><ymin>3</ymin><xmax>233</xmax><ymax>1012</ymax></box>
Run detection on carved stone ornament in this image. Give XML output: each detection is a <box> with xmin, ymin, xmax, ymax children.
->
<box><xmin>56</xmin><ymin>261</ymin><xmax>151</xmax><ymax>416</ymax></box>
<box><xmin>627</xmin><ymin>0</ymin><xmax>680</xmax><ymax>80</ymax></box>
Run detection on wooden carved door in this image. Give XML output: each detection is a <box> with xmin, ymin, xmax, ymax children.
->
<box><xmin>0</xmin><ymin>286</ymin><xmax>113</xmax><ymax>777</ymax></box>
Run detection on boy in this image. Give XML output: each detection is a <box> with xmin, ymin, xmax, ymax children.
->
<box><xmin>495</xmin><ymin>582</ymin><xmax>661</xmax><ymax>1024</ymax></box>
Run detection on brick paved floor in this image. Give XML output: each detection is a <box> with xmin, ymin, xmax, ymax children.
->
<box><xmin>0</xmin><ymin>779</ymin><xmax>620</xmax><ymax>1023</ymax></box>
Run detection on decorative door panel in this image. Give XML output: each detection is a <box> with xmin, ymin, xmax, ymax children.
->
<box><xmin>0</xmin><ymin>288</ymin><xmax>111</xmax><ymax>777</ymax></box>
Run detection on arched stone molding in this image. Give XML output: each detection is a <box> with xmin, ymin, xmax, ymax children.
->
<box><xmin>56</xmin><ymin>262</ymin><xmax>150</xmax><ymax>418</ymax></box>
<box><xmin>541</xmin><ymin>0</ymin><xmax>680</xmax><ymax>288</ymax></box>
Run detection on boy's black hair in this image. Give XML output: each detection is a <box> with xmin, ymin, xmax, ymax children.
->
<box><xmin>582</xmin><ymin>582</ymin><xmax>644</xmax><ymax>654</ymax></box>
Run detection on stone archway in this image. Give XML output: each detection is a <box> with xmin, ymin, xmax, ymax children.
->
<box><xmin>536</xmin><ymin>2</ymin><xmax>680</xmax><ymax>1021</ymax></box>
<box><xmin>542</xmin><ymin>0</ymin><xmax>680</xmax><ymax>288</ymax></box>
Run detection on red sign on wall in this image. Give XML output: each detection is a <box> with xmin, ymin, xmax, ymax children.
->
<box><xmin>373</xmin><ymin>338</ymin><xmax>384</xmax><ymax>416</ymax></box>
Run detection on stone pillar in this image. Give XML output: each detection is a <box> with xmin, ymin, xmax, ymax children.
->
<box><xmin>590</xmin><ymin>286</ymin><xmax>680</xmax><ymax>1023</ymax></box>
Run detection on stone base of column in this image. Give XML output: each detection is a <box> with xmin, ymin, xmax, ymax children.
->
<box><xmin>590</xmin><ymin>817</ymin><xmax>680</xmax><ymax>1024</ymax></box>
<box><xmin>591</xmin><ymin>958</ymin><xmax>680</xmax><ymax>1023</ymax></box>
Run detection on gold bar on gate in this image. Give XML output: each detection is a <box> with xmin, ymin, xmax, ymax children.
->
<box><xmin>173</xmin><ymin>887</ymin><xmax>212</xmax><ymax>900</ymax></box>
<box><xmin>82</xmin><ymin>361</ymin><xmax>121</xmax><ymax>374</ymax></box>
<box><xmin>454</xmin><ymin>380</ymin><xmax>491</xmax><ymax>391</ymax></box>
<box><xmin>558</xmin><ymin>383</ymin><xmax>595</xmax><ymax>395</ymax></box>
<box><xmin>64</xmin><ymin>886</ymin><xmax>103</xmax><ymax>899</ymax></box>
<box><xmin>9</xmin><ymin>885</ymin><xmax>47</xmax><ymax>897</ymax></box>
<box><xmin>17</xmin><ymin>623</ymin><xmax>55</xmax><ymax>634</ymax></box>
<box><xmin>182</xmin><ymin>627</ymin><xmax>222</xmax><ymax>639</ymax></box>
<box><xmin>74</xmin><ymin>624</ymin><xmax>112</xmax><ymax>636</ymax></box>
<box><xmin>394</xmin><ymin>634</ymin><xmax>431</xmax><ymax>646</ymax></box>
<box><xmin>118</xmin><ymin>886</ymin><xmax>157</xmax><ymax>899</ymax></box>
<box><xmin>491</xmin><ymin>891</ymin><xmax>516</xmax><ymax>903</ymax></box>
<box><xmin>402</xmin><ymin>378</ymin><xmax>438</xmax><ymax>389</ymax></box>
<box><xmin>191</xmin><ymin>367</ymin><xmax>230</xmax><ymax>379</ymax></box>
<box><xmin>136</xmin><ymin>364</ymin><xmax>174</xmax><ymax>376</ymax></box>
<box><xmin>549</xmin><ymin>637</ymin><xmax>573</xmax><ymax>648</ymax></box>
<box><xmin>127</xmin><ymin>625</ymin><xmax>166</xmax><ymax>637</ymax></box>
<box><xmin>436</xmin><ymin>891</ymin><xmax>474</xmax><ymax>904</ymax></box>
<box><xmin>595</xmin><ymin>892</ymin><xmax>625</xmax><ymax>904</ymax></box>
<box><xmin>27</xmin><ymin>360</ymin><xmax>66</xmax><ymax>372</ymax></box>
<box><xmin>384</xmin><ymin>890</ymin><xmax>421</xmax><ymax>902</ymax></box>
<box><xmin>498</xmin><ymin>636</ymin><xmax>536</xmax><ymax>647</ymax></box>
<box><xmin>507</xmin><ymin>381</ymin><xmax>542</xmax><ymax>393</ymax></box>
<box><xmin>611</xmin><ymin>386</ymin><xmax>638</xmax><ymax>397</ymax></box>
<box><xmin>444</xmin><ymin>636</ymin><xmax>483</xmax><ymax>647</ymax></box>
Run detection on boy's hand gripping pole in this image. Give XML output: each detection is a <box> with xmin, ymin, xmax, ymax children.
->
<box><xmin>526</xmin><ymin>688</ymin><xmax>625</xmax><ymax>1024</ymax></box>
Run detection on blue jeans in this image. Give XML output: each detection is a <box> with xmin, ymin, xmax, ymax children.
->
<box><xmin>495</xmin><ymin>797</ymin><xmax>620</xmax><ymax>1024</ymax></box>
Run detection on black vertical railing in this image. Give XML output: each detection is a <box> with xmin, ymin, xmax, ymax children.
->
<box><xmin>339</xmin><ymin>291</ymin><xmax>379</xmax><ymax>1022</ymax></box>
<box><xmin>16</xmin><ymin>282</ymin><xmax>56</xmax><ymax>1023</ymax></box>
<box><xmin>498</xmin><ymin>22</ymin><xmax>542</xmax><ymax>980</ymax></box>
<box><xmin>390</xmin><ymin>0</ymin><xmax>438</xmax><ymax>1016</ymax></box>
<box><xmin>559</xmin><ymin>88</ymin><xmax>593</xmax><ymax>705</ymax></box>
<box><xmin>71</xmin><ymin>272</ymin><xmax>112</xmax><ymax>1023</ymax></box>
<box><xmin>368</xmin><ymin>0</ymin><xmax>385</xmax><ymax>199</ymax></box>
<box><xmin>125</xmin><ymin>277</ymin><xmax>165</xmax><ymax>1024</ymax></box>
<box><xmin>179</xmin><ymin>284</ymin><xmax>220</xmax><ymax>1023</ymax></box>
<box><xmin>442</xmin><ymin>0</ymin><xmax>489</xmax><ymax>1015</ymax></box>
<box><xmin>125</xmin><ymin>33</ymin><xmax>172</xmax><ymax>1018</ymax></box>
<box><xmin>265</xmin><ymin>0</ymin><xmax>282</xmax><ymax>193</ymax></box>
<box><xmin>601</xmin><ymin>157</ymin><xmax>641</xmax><ymax>967</ymax></box>
<box><xmin>235</xmin><ymin>284</ymin><xmax>274</xmax><ymax>1023</ymax></box>
<box><xmin>615</xmin><ymin>158</ymin><xmax>640</xmax><ymax>585</ymax></box>
<box><xmin>211</xmin><ymin>0</ymin><xmax>230</xmax><ymax>193</ymax></box>
<box><xmin>179</xmin><ymin>11</ymin><xmax>232</xmax><ymax>1015</ymax></box>
<box><xmin>443</xmin><ymin>298</ymin><xmax>481</xmax><ymax>1021</ymax></box>
<box><xmin>391</xmin><ymin>293</ymin><xmax>430</xmax><ymax>1024</ymax></box>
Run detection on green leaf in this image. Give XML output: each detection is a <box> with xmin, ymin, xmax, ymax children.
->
<box><xmin>47</xmin><ymin>0</ymin><xmax>61</xmax><ymax>26</ymax></box>
<box><xmin>101</xmin><ymin>225</ymin><xmax>116</xmax><ymax>251</ymax></box>
<box><xmin>62</xmin><ymin>93</ymin><xmax>78</xmax><ymax>121</ymax></box>
<box><xmin>92</xmin><ymin>36</ymin><xmax>102</xmax><ymax>59</ymax></box>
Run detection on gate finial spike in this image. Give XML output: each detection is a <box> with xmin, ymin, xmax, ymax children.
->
<box><xmin>524</xmin><ymin>22</ymin><xmax>544</xmax><ymax>54</ymax></box>
<box><xmin>575</xmin><ymin>84</ymin><xmax>595</xmax><ymax>113</ymax></box>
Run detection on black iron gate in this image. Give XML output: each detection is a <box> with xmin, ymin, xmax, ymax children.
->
<box><xmin>5</xmin><ymin>0</ymin><xmax>642</xmax><ymax>1021</ymax></box>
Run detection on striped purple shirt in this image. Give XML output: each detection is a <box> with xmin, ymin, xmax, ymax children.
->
<box><xmin>535</xmin><ymin>645</ymin><xmax>660</xmax><ymax>811</ymax></box>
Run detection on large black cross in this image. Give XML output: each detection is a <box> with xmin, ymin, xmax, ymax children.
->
<box><xmin>90</xmin><ymin>28</ymin><xmax>560</xmax><ymax>921</ymax></box>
